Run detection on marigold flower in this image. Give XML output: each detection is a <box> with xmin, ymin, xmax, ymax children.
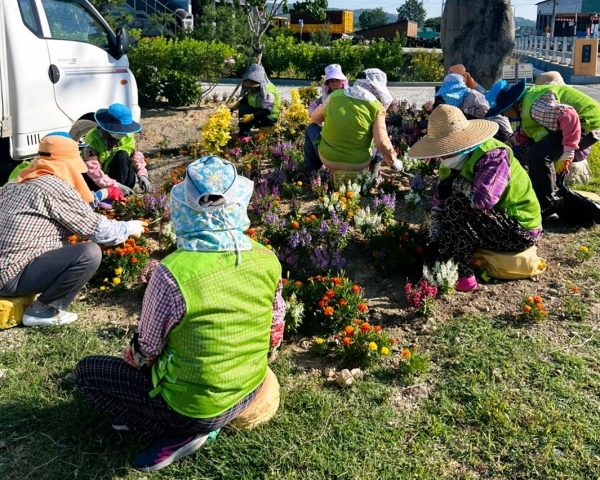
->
<box><xmin>297</xmin><ymin>181</ymin><xmax>302</xmax><ymax>186</ymax></box>
<box><xmin>347</xmin><ymin>211</ymin><xmax>354</xmax><ymax>218</ymax></box>
<box><xmin>282</xmin><ymin>278</ymin><xmax>288</xmax><ymax>285</ymax></box>
<box><xmin>535</xmin><ymin>302</ymin><xmax>543</xmax><ymax>311</ymax></box>
<box><xmin>523</xmin><ymin>305</ymin><xmax>532</xmax><ymax>313</ymax></box>
<box><xmin>325</xmin><ymin>289</ymin><xmax>336</xmax><ymax>298</ymax></box>
<box><xmin>318</xmin><ymin>300</ymin><xmax>326</xmax><ymax>308</ymax></box>
<box><xmin>570</xmin><ymin>285</ymin><xmax>580</xmax><ymax>293</ymax></box>
<box><xmin>99</xmin><ymin>286</ymin><xmax>107</xmax><ymax>291</ymax></box>
<box><xmin>526</xmin><ymin>296</ymin><xmax>534</xmax><ymax>303</ymax></box>
<box><xmin>581</xmin><ymin>246</ymin><xmax>589</xmax><ymax>253</ymax></box>
<box><xmin>360</xmin><ymin>322</ymin><xmax>371</xmax><ymax>333</ymax></box>
<box><xmin>246</xmin><ymin>228</ymin><xmax>256</xmax><ymax>236</ymax></box>
<box><xmin>295</xmin><ymin>281</ymin><xmax>302</xmax><ymax>286</ymax></box>
<box><xmin>103</xmin><ymin>278</ymin><xmax>108</xmax><ymax>283</ymax></box>
<box><xmin>338</xmin><ymin>298</ymin><xmax>347</xmax><ymax>306</ymax></box>
<box><xmin>343</xmin><ymin>336</ymin><xmax>353</xmax><ymax>346</ymax></box>
<box><xmin>401</xmin><ymin>349</ymin><xmax>411</xmax><ymax>358</ymax></box>
<box><xmin>331</xmin><ymin>277</ymin><xmax>341</xmax><ymax>285</ymax></box>
<box><xmin>245</xmin><ymin>163</ymin><xmax>251</xmax><ymax>170</ymax></box>
<box><xmin>131</xmin><ymin>257</ymin><xmax>138</xmax><ymax>264</ymax></box>
<box><xmin>380</xmin><ymin>346</ymin><xmax>390</xmax><ymax>355</ymax></box>
<box><xmin>373</xmin><ymin>325</ymin><xmax>383</xmax><ymax>332</ymax></box>
<box><xmin>115</xmin><ymin>268</ymin><xmax>123</xmax><ymax>275</ymax></box>
<box><xmin>112</xmin><ymin>277</ymin><xmax>121</xmax><ymax>286</ymax></box>
<box><xmin>344</xmin><ymin>326</ymin><xmax>355</xmax><ymax>336</ymax></box>
<box><xmin>315</xmin><ymin>337</ymin><xmax>324</xmax><ymax>345</ymax></box>
<box><xmin>291</xmin><ymin>221</ymin><xmax>300</xmax><ymax>229</ymax></box>
<box><xmin>533</xmin><ymin>295</ymin><xmax>542</xmax><ymax>304</ymax></box>
<box><xmin>369</xmin><ymin>342</ymin><xmax>378</xmax><ymax>351</ymax></box>
<box><xmin>346</xmin><ymin>191</ymin><xmax>354</xmax><ymax>199</ymax></box>
<box><xmin>541</xmin><ymin>310</ymin><xmax>547</xmax><ymax>316</ymax></box>
<box><xmin>391</xmin><ymin>338</ymin><xmax>398</xmax><ymax>345</ymax></box>
<box><xmin>351</xmin><ymin>285</ymin><xmax>361</xmax><ymax>294</ymax></box>
<box><xmin>310</xmin><ymin>214</ymin><xmax>317</xmax><ymax>220</ymax></box>
<box><xmin>352</xmin><ymin>318</ymin><xmax>362</xmax><ymax>325</ymax></box>
<box><xmin>323</xmin><ymin>306</ymin><xmax>335</xmax><ymax>316</ymax></box>
<box><xmin>357</xmin><ymin>302</ymin><xmax>368</xmax><ymax>313</ymax></box>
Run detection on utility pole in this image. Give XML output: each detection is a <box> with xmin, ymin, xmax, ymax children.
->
<box><xmin>441</xmin><ymin>0</ymin><xmax>445</xmax><ymax>18</ymax></box>
<box><xmin>550</xmin><ymin>0</ymin><xmax>557</xmax><ymax>37</ymax></box>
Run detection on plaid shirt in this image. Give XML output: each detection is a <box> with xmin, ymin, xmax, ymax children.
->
<box><xmin>137</xmin><ymin>264</ymin><xmax>286</xmax><ymax>361</ymax></box>
<box><xmin>0</xmin><ymin>175</ymin><xmax>100</xmax><ymax>288</ymax></box>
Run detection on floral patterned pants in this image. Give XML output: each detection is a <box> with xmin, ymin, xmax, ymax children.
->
<box><xmin>437</xmin><ymin>193</ymin><xmax>537</xmax><ymax>277</ymax></box>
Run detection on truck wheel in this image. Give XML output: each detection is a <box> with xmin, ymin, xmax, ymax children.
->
<box><xmin>69</xmin><ymin>119</ymin><xmax>98</xmax><ymax>147</ymax></box>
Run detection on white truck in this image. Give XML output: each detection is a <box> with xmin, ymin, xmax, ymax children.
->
<box><xmin>0</xmin><ymin>0</ymin><xmax>140</xmax><ymax>183</ymax></box>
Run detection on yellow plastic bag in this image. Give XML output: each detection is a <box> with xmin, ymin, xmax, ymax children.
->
<box><xmin>472</xmin><ymin>246</ymin><xmax>547</xmax><ymax>280</ymax></box>
<box><xmin>229</xmin><ymin>367</ymin><xmax>280</xmax><ymax>430</ymax></box>
<box><xmin>0</xmin><ymin>295</ymin><xmax>37</xmax><ymax>330</ymax></box>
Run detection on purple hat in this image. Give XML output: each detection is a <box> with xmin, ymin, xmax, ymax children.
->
<box><xmin>324</xmin><ymin>64</ymin><xmax>347</xmax><ymax>82</ymax></box>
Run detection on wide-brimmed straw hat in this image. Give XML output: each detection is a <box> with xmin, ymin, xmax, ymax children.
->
<box><xmin>485</xmin><ymin>80</ymin><xmax>526</xmax><ymax>118</ymax></box>
<box><xmin>408</xmin><ymin>104</ymin><xmax>499</xmax><ymax>159</ymax></box>
<box><xmin>535</xmin><ymin>71</ymin><xmax>565</xmax><ymax>85</ymax></box>
<box><xmin>95</xmin><ymin>103</ymin><xmax>141</xmax><ymax>134</ymax></box>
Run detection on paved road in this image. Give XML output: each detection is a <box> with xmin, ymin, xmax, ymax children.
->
<box><xmin>210</xmin><ymin>82</ymin><xmax>600</xmax><ymax>108</ymax></box>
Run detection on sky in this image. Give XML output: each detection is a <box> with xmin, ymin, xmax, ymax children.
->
<box><xmin>325</xmin><ymin>1</ymin><xmax>538</xmax><ymax>21</ymax></box>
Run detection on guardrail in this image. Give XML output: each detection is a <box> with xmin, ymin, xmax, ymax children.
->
<box><xmin>513</xmin><ymin>35</ymin><xmax>582</xmax><ymax>66</ymax></box>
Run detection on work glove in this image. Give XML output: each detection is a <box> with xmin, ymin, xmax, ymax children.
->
<box><xmin>240</xmin><ymin>114</ymin><xmax>254</xmax><ymax>124</ymax></box>
<box><xmin>555</xmin><ymin>151</ymin><xmax>574</xmax><ymax>175</ymax></box>
<box><xmin>92</xmin><ymin>189</ymin><xmax>108</xmax><ymax>206</ymax></box>
<box><xmin>391</xmin><ymin>158</ymin><xmax>404</xmax><ymax>172</ymax></box>
<box><xmin>117</xmin><ymin>183</ymin><xmax>135</xmax><ymax>197</ymax></box>
<box><xmin>106</xmin><ymin>186</ymin><xmax>125</xmax><ymax>202</ymax></box>
<box><xmin>138</xmin><ymin>175</ymin><xmax>151</xmax><ymax>193</ymax></box>
<box><xmin>127</xmin><ymin>220</ymin><xmax>148</xmax><ymax>238</ymax></box>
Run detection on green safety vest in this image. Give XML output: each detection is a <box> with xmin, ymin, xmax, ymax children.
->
<box><xmin>439</xmin><ymin>138</ymin><xmax>541</xmax><ymax>230</ymax></box>
<box><xmin>84</xmin><ymin>128</ymin><xmax>136</xmax><ymax>173</ymax></box>
<box><xmin>521</xmin><ymin>84</ymin><xmax>600</xmax><ymax>142</ymax></box>
<box><xmin>319</xmin><ymin>89</ymin><xmax>382</xmax><ymax>166</ymax></box>
<box><xmin>248</xmin><ymin>82</ymin><xmax>280</xmax><ymax>120</ymax></box>
<box><xmin>150</xmin><ymin>241</ymin><xmax>281</xmax><ymax>418</ymax></box>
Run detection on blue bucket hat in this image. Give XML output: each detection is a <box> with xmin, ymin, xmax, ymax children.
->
<box><xmin>94</xmin><ymin>103</ymin><xmax>142</xmax><ymax>134</ymax></box>
<box><xmin>170</xmin><ymin>156</ymin><xmax>254</xmax><ymax>259</ymax></box>
<box><xmin>485</xmin><ymin>80</ymin><xmax>527</xmax><ymax>118</ymax></box>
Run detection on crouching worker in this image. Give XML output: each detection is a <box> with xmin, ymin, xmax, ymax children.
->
<box><xmin>0</xmin><ymin>135</ymin><xmax>147</xmax><ymax>326</ymax></box>
<box><xmin>408</xmin><ymin>105</ymin><xmax>542</xmax><ymax>292</ymax></box>
<box><xmin>83</xmin><ymin>103</ymin><xmax>151</xmax><ymax>197</ymax></box>
<box><xmin>230</xmin><ymin>63</ymin><xmax>280</xmax><ymax>134</ymax></box>
<box><xmin>74</xmin><ymin>156</ymin><xmax>285</xmax><ymax>473</ymax></box>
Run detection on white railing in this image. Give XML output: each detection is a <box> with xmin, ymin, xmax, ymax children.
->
<box><xmin>513</xmin><ymin>36</ymin><xmax>578</xmax><ymax>66</ymax></box>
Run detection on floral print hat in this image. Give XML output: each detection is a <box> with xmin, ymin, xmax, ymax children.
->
<box><xmin>170</xmin><ymin>156</ymin><xmax>254</xmax><ymax>261</ymax></box>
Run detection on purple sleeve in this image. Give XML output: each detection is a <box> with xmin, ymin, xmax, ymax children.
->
<box><xmin>137</xmin><ymin>264</ymin><xmax>186</xmax><ymax>357</ymax></box>
<box><xmin>270</xmin><ymin>280</ymin><xmax>286</xmax><ymax>347</ymax></box>
<box><xmin>472</xmin><ymin>148</ymin><xmax>510</xmax><ymax>211</ymax></box>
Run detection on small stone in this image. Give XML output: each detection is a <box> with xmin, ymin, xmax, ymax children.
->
<box><xmin>336</xmin><ymin>369</ymin><xmax>354</xmax><ymax>388</ymax></box>
<box><xmin>350</xmin><ymin>368</ymin><xmax>364</xmax><ymax>380</ymax></box>
<box><xmin>0</xmin><ymin>370</ymin><xmax>7</xmax><ymax>378</ymax></box>
<box><xmin>322</xmin><ymin>367</ymin><xmax>336</xmax><ymax>378</ymax></box>
<box><xmin>64</xmin><ymin>372</ymin><xmax>75</xmax><ymax>382</ymax></box>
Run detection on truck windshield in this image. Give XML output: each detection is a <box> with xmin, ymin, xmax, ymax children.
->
<box><xmin>40</xmin><ymin>0</ymin><xmax>110</xmax><ymax>50</ymax></box>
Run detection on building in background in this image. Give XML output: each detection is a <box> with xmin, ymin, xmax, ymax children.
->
<box><xmin>536</xmin><ymin>0</ymin><xmax>600</xmax><ymax>36</ymax></box>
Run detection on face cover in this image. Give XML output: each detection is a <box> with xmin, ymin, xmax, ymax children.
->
<box><xmin>440</xmin><ymin>152</ymin><xmax>469</xmax><ymax>170</ymax></box>
<box><xmin>111</xmin><ymin>133</ymin><xmax>125</xmax><ymax>140</ymax></box>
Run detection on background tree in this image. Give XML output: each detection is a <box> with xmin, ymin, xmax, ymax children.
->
<box><xmin>309</xmin><ymin>23</ymin><xmax>332</xmax><ymax>46</ymax></box>
<box><xmin>194</xmin><ymin>5</ymin><xmax>252</xmax><ymax>50</ymax></box>
<box><xmin>396</xmin><ymin>0</ymin><xmax>426</xmax><ymax>27</ymax></box>
<box><xmin>88</xmin><ymin>0</ymin><xmax>132</xmax><ymax>30</ymax></box>
<box><xmin>423</xmin><ymin>16</ymin><xmax>441</xmax><ymax>31</ymax></box>
<box><xmin>358</xmin><ymin>8</ymin><xmax>388</xmax><ymax>30</ymax></box>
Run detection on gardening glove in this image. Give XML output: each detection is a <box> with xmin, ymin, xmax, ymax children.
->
<box><xmin>229</xmin><ymin>101</ymin><xmax>241</xmax><ymax>112</ymax></box>
<box><xmin>106</xmin><ymin>186</ymin><xmax>125</xmax><ymax>202</ymax></box>
<box><xmin>127</xmin><ymin>220</ymin><xmax>148</xmax><ymax>238</ymax></box>
<box><xmin>391</xmin><ymin>158</ymin><xmax>404</xmax><ymax>172</ymax></box>
<box><xmin>93</xmin><ymin>189</ymin><xmax>108</xmax><ymax>204</ymax></box>
<box><xmin>555</xmin><ymin>151</ymin><xmax>574</xmax><ymax>175</ymax></box>
<box><xmin>117</xmin><ymin>183</ymin><xmax>135</xmax><ymax>197</ymax></box>
<box><xmin>138</xmin><ymin>175</ymin><xmax>151</xmax><ymax>193</ymax></box>
<box><xmin>240</xmin><ymin>114</ymin><xmax>254</xmax><ymax>124</ymax></box>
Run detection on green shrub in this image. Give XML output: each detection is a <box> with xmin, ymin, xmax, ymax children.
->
<box><xmin>400</xmin><ymin>49</ymin><xmax>444</xmax><ymax>82</ymax></box>
<box><xmin>162</xmin><ymin>70</ymin><xmax>201</xmax><ymax>107</ymax></box>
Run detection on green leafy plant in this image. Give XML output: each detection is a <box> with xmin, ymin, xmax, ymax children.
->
<box><xmin>397</xmin><ymin>346</ymin><xmax>429</xmax><ymax>381</ymax></box>
<box><xmin>519</xmin><ymin>294</ymin><xmax>547</xmax><ymax>322</ymax></box>
<box><xmin>572</xmin><ymin>244</ymin><xmax>594</xmax><ymax>262</ymax></box>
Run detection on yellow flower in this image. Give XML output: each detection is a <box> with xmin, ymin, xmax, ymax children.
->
<box><xmin>380</xmin><ymin>346</ymin><xmax>390</xmax><ymax>355</ymax></box>
<box><xmin>266</xmin><ymin>245</ymin><xmax>273</xmax><ymax>250</ymax></box>
<box><xmin>114</xmin><ymin>268</ymin><xmax>123</xmax><ymax>275</ymax></box>
<box><xmin>99</xmin><ymin>286</ymin><xmax>107</xmax><ymax>291</ymax></box>
<box><xmin>315</xmin><ymin>337</ymin><xmax>324</xmax><ymax>345</ymax></box>
<box><xmin>297</xmin><ymin>181</ymin><xmax>302</xmax><ymax>186</ymax></box>
<box><xmin>581</xmin><ymin>246</ymin><xmax>589</xmax><ymax>253</ymax></box>
<box><xmin>112</xmin><ymin>277</ymin><xmax>121</xmax><ymax>286</ymax></box>
<box><xmin>369</xmin><ymin>342</ymin><xmax>378</xmax><ymax>351</ymax></box>
<box><xmin>103</xmin><ymin>278</ymin><xmax>109</xmax><ymax>283</ymax></box>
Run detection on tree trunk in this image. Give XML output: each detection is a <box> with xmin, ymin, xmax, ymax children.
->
<box><xmin>441</xmin><ymin>0</ymin><xmax>514</xmax><ymax>89</ymax></box>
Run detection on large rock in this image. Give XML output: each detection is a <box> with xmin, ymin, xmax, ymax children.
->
<box><xmin>441</xmin><ymin>0</ymin><xmax>514</xmax><ymax>89</ymax></box>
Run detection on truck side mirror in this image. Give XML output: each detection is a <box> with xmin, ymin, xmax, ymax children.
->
<box><xmin>114</xmin><ymin>27</ymin><xmax>130</xmax><ymax>59</ymax></box>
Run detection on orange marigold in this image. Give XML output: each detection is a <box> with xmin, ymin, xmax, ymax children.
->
<box><xmin>357</xmin><ymin>302</ymin><xmax>368</xmax><ymax>313</ymax></box>
<box><xmin>533</xmin><ymin>295</ymin><xmax>542</xmax><ymax>303</ymax></box>
<box><xmin>295</xmin><ymin>281</ymin><xmax>303</xmax><ymax>286</ymax></box>
<box><xmin>291</xmin><ymin>221</ymin><xmax>300</xmax><ymax>229</ymax></box>
<box><xmin>331</xmin><ymin>277</ymin><xmax>341</xmax><ymax>285</ymax></box>
<box><xmin>360</xmin><ymin>322</ymin><xmax>371</xmax><ymax>333</ymax></box>
<box><xmin>344</xmin><ymin>326</ymin><xmax>355</xmax><ymax>336</ymax></box>
<box><xmin>338</xmin><ymin>298</ymin><xmax>347</xmax><ymax>306</ymax></box>
<box><xmin>282</xmin><ymin>278</ymin><xmax>288</xmax><ymax>285</ymax></box>
<box><xmin>318</xmin><ymin>300</ymin><xmax>326</xmax><ymax>308</ymax></box>
<box><xmin>373</xmin><ymin>325</ymin><xmax>383</xmax><ymax>332</ymax></box>
<box><xmin>131</xmin><ymin>257</ymin><xmax>138</xmax><ymax>264</ymax></box>
<box><xmin>570</xmin><ymin>286</ymin><xmax>580</xmax><ymax>293</ymax></box>
<box><xmin>325</xmin><ymin>289</ymin><xmax>336</xmax><ymax>298</ymax></box>
<box><xmin>352</xmin><ymin>318</ymin><xmax>362</xmax><ymax>325</ymax></box>
<box><xmin>343</xmin><ymin>337</ymin><xmax>353</xmax><ymax>346</ymax></box>
<box><xmin>535</xmin><ymin>302</ymin><xmax>544</xmax><ymax>311</ymax></box>
<box><xmin>526</xmin><ymin>296</ymin><xmax>534</xmax><ymax>303</ymax></box>
<box><xmin>523</xmin><ymin>305</ymin><xmax>532</xmax><ymax>313</ymax></box>
<box><xmin>323</xmin><ymin>306</ymin><xmax>335</xmax><ymax>317</ymax></box>
<box><xmin>351</xmin><ymin>285</ymin><xmax>362</xmax><ymax>294</ymax></box>
<box><xmin>401</xmin><ymin>349</ymin><xmax>411</xmax><ymax>359</ymax></box>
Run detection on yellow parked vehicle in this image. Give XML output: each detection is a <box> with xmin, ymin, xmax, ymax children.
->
<box><xmin>286</xmin><ymin>10</ymin><xmax>353</xmax><ymax>39</ymax></box>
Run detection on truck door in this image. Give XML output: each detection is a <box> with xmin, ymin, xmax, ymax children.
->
<box><xmin>37</xmin><ymin>0</ymin><xmax>134</xmax><ymax>123</ymax></box>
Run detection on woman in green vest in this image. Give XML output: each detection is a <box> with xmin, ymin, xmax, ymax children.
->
<box><xmin>409</xmin><ymin>105</ymin><xmax>542</xmax><ymax>292</ymax></box>
<box><xmin>485</xmin><ymin>80</ymin><xmax>600</xmax><ymax>213</ymax></box>
<box><xmin>74</xmin><ymin>156</ymin><xmax>285</xmax><ymax>472</ymax></box>
<box><xmin>229</xmin><ymin>63</ymin><xmax>280</xmax><ymax>135</ymax></box>
<box><xmin>304</xmin><ymin>68</ymin><xmax>403</xmax><ymax>178</ymax></box>
<box><xmin>83</xmin><ymin>103</ymin><xmax>151</xmax><ymax>198</ymax></box>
